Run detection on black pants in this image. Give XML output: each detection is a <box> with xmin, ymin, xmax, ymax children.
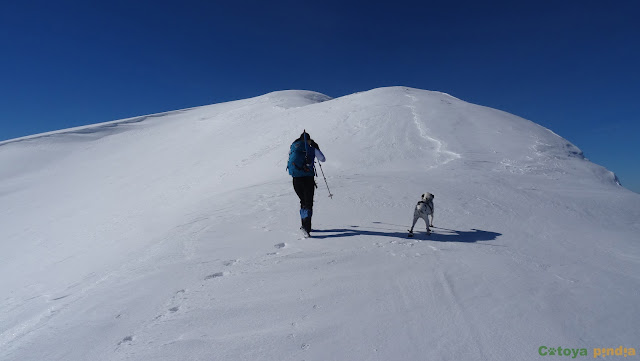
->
<box><xmin>293</xmin><ymin>176</ymin><xmax>315</xmax><ymax>231</ymax></box>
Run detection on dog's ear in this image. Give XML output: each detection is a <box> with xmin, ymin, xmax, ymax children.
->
<box><xmin>421</xmin><ymin>193</ymin><xmax>425</xmax><ymax>199</ymax></box>
<box><xmin>432</xmin><ymin>194</ymin><xmax>435</xmax><ymax>198</ymax></box>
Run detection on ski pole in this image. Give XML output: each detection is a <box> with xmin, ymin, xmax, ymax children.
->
<box><xmin>317</xmin><ymin>161</ymin><xmax>333</xmax><ymax>199</ymax></box>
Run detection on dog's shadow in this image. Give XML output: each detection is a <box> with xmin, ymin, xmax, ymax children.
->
<box><xmin>312</xmin><ymin>222</ymin><xmax>502</xmax><ymax>244</ymax></box>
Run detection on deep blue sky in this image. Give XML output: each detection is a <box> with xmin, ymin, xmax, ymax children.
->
<box><xmin>1</xmin><ymin>1</ymin><xmax>638</xmax><ymax>192</ymax></box>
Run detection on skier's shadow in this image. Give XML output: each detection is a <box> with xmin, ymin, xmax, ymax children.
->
<box><xmin>312</xmin><ymin>222</ymin><xmax>502</xmax><ymax>244</ymax></box>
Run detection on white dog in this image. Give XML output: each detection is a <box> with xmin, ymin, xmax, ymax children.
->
<box><xmin>408</xmin><ymin>193</ymin><xmax>434</xmax><ymax>237</ymax></box>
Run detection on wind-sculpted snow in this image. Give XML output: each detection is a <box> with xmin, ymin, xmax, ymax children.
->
<box><xmin>0</xmin><ymin>87</ymin><xmax>638</xmax><ymax>361</ymax></box>
<box><xmin>266</xmin><ymin>90</ymin><xmax>332</xmax><ymax>109</ymax></box>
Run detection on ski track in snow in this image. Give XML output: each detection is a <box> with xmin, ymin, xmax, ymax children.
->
<box><xmin>405</xmin><ymin>92</ymin><xmax>461</xmax><ymax>167</ymax></box>
<box><xmin>430</xmin><ymin>247</ymin><xmax>488</xmax><ymax>359</ymax></box>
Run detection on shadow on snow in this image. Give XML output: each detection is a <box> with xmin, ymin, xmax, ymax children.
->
<box><xmin>312</xmin><ymin>222</ymin><xmax>502</xmax><ymax>244</ymax></box>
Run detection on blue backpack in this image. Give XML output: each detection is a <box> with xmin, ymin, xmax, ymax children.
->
<box><xmin>287</xmin><ymin>139</ymin><xmax>314</xmax><ymax>177</ymax></box>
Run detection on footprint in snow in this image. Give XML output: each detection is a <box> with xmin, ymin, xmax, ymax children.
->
<box><xmin>153</xmin><ymin>289</ymin><xmax>187</xmax><ymax>320</ymax></box>
<box><xmin>117</xmin><ymin>335</ymin><xmax>134</xmax><ymax>346</ymax></box>
<box><xmin>205</xmin><ymin>272</ymin><xmax>226</xmax><ymax>280</ymax></box>
<box><xmin>274</xmin><ymin>243</ymin><xmax>286</xmax><ymax>249</ymax></box>
<box><xmin>223</xmin><ymin>259</ymin><xmax>238</xmax><ymax>266</ymax></box>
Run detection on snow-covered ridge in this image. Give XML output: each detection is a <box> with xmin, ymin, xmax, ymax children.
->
<box><xmin>0</xmin><ymin>109</ymin><xmax>187</xmax><ymax>147</ymax></box>
<box><xmin>1</xmin><ymin>86</ymin><xmax>638</xmax><ymax>361</ymax></box>
<box><xmin>264</xmin><ymin>89</ymin><xmax>332</xmax><ymax>109</ymax></box>
<box><xmin>0</xmin><ymin>90</ymin><xmax>333</xmax><ymax>147</ymax></box>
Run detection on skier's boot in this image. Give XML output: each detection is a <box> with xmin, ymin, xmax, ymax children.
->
<box><xmin>302</xmin><ymin>217</ymin><xmax>312</xmax><ymax>234</ymax></box>
<box><xmin>300</xmin><ymin>207</ymin><xmax>312</xmax><ymax>235</ymax></box>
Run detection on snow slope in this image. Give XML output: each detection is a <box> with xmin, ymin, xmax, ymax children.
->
<box><xmin>1</xmin><ymin>87</ymin><xmax>638</xmax><ymax>361</ymax></box>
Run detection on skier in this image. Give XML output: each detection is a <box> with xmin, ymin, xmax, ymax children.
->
<box><xmin>287</xmin><ymin>131</ymin><xmax>326</xmax><ymax>237</ymax></box>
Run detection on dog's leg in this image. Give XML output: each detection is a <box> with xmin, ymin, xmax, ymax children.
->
<box><xmin>429</xmin><ymin>212</ymin><xmax>434</xmax><ymax>227</ymax></box>
<box><xmin>408</xmin><ymin>212</ymin><xmax>418</xmax><ymax>235</ymax></box>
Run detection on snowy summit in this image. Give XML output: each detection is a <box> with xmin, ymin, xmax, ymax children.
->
<box><xmin>0</xmin><ymin>87</ymin><xmax>638</xmax><ymax>360</ymax></box>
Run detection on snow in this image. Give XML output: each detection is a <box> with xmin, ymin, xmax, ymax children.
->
<box><xmin>0</xmin><ymin>86</ymin><xmax>638</xmax><ymax>360</ymax></box>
